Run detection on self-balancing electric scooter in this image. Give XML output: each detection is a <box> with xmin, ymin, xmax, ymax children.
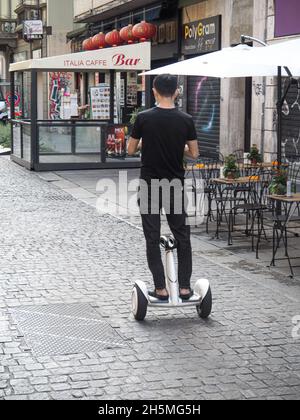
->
<box><xmin>132</xmin><ymin>235</ymin><xmax>212</xmax><ymax>321</ymax></box>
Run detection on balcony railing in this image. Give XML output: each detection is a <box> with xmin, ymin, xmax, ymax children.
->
<box><xmin>74</xmin><ymin>0</ymin><xmax>134</xmax><ymax>23</ymax></box>
<box><xmin>0</xmin><ymin>18</ymin><xmax>17</xmax><ymax>35</ymax></box>
<box><xmin>0</xmin><ymin>18</ymin><xmax>17</xmax><ymax>47</ymax></box>
<box><xmin>16</xmin><ymin>0</ymin><xmax>39</xmax><ymax>7</ymax></box>
<box><xmin>15</xmin><ymin>0</ymin><xmax>46</xmax><ymax>14</ymax></box>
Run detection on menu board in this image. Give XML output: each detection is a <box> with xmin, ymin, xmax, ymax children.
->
<box><xmin>126</xmin><ymin>72</ymin><xmax>138</xmax><ymax>106</ymax></box>
<box><xmin>90</xmin><ymin>84</ymin><xmax>110</xmax><ymax>120</ymax></box>
<box><xmin>127</xmin><ymin>84</ymin><xmax>138</xmax><ymax>106</ymax></box>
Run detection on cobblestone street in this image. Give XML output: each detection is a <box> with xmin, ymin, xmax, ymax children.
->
<box><xmin>0</xmin><ymin>156</ymin><xmax>300</xmax><ymax>400</ymax></box>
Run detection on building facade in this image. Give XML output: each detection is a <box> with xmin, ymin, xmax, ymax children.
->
<box><xmin>180</xmin><ymin>0</ymin><xmax>253</xmax><ymax>157</ymax></box>
<box><xmin>7</xmin><ymin>0</ymin><xmax>76</xmax><ymax>119</ymax></box>
<box><xmin>70</xmin><ymin>0</ymin><xmax>254</xmax><ymax>158</ymax></box>
<box><xmin>12</xmin><ymin>0</ymin><xmax>75</xmax><ymax>62</ymax></box>
<box><xmin>0</xmin><ymin>0</ymin><xmax>18</xmax><ymax>81</ymax></box>
<box><xmin>252</xmin><ymin>0</ymin><xmax>300</xmax><ymax>162</ymax></box>
<box><xmin>5</xmin><ymin>0</ymin><xmax>299</xmax><ymax>161</ymax></box>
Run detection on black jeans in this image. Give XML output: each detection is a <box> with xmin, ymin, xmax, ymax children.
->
<box><xmin>140</xmin><ymin>180</ymin><xmax>192</xmax><ymax>290</ymax></box>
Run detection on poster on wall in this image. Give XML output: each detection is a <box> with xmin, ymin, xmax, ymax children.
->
<box><xmin>90</xmin><ymin>84</ymin><xmax>110</xmax><ymax>120</ymax></box>
<box><xmin>127</xmin><ymin>85</ymin><xmax>138</xmax><ymax>106</ymax></box>
<box><xmin>127</xmin><ymin>72</ymin><xmax>138</xmax><ymax>106</ymax></box>
<box><xmin>60</xmin><ymin>92</ymin><xmax>78</xmax><ymax>120</ymax></box>
<box><xmin>49</xmin><ymin>72</ymin><xmax>73</xmax><ymax>120</ymax></box>
<box><xmin>106</xmin><ymin>125</ymin><xmax>128</xmax><ymax>158</ymax></box>
<box><xmin>5</xmin><ymin>91</ymin><xmax>22</xmax><ymax>118</ymax></box>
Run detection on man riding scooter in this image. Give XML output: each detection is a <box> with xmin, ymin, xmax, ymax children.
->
<box><xmin>128</xmin><ymin>74</ymin><xmax>199</xmax><ymax>302</ymax></box>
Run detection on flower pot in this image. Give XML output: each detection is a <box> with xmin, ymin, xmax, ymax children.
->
<box><xmin>225</xmin><ymin>171</ymin><xmax>239</xmax><ymax>180</ymax></box>
<box><xmin>270</xmin><ymin>183</ymin><xmax>287</xmax><ymax>195</ymax></box>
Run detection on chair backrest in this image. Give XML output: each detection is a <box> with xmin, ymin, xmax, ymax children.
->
<box><xmin>288</xmin><ymin>162</ymin><xmax>300</xmax><ymax>182</ymax></box>
<box><xmin>287</xmin><ymin>163</ymin><xmax>300</xmax><ymax>192</ymax></box>
<box><xmin>233</xmin><ymin>149</ymin><xmax>245</xmax><ymax>163</ymax></box>
<box><xmin>257</xmin><ymin>169</ymin><xmax>274</xmax><ymax>205</ymax></box>
<box><xmin>218</xmin><ymin>152</ymin><xmax>225</xmax><ymax>164</ymax></box>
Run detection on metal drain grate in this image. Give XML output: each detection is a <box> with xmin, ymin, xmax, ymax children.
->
<box><xmin>10</xmin><ymin>303</ymin><xmax>127</xmax><ymax>356</ymax></box>
<box><xmin>43</xmin><ymin>194</ymin><xmax>75</xmax><ymax>202</ymax></box>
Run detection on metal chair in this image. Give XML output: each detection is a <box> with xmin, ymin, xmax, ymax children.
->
<box><xmin>228</xmin><ymin>171</ymin><xmax>273</xmax><ymax>257</ymax></box>
<box><xmin>233</xmin><ymin>149</ymin><xmax>245</xmax><ymax>164</ymax></box>
<box><xmin>191</xmin><ymin>160</ymin><xmax>220</xmax><ymax>231</ymax></box>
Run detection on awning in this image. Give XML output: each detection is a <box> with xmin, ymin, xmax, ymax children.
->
<box><xmin>9</xmin><ymin>42</ymin><xmax>151</xmax><ymax>72</ymax></box>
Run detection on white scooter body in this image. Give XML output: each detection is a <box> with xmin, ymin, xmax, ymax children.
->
<box><xmin>132</xmin><ymin>236</ymin><xmax>212</xmax><ymax>320</ymax></box>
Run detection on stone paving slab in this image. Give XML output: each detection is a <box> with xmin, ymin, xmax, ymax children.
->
<box><xmin>0</xmin><ymin>157</ymin><xmax>299</xmax><ymax>400</ymax></box>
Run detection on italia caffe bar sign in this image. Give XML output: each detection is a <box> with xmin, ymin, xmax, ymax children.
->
<box><xmin>9</xmin><ymin>42</ymin><xmax>151</xmax><ymax>72</ymax></box>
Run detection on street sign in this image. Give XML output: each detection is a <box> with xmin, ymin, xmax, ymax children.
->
<box><xmin>23</xmin><ymin>20</ymin><xmax>43</xmax><ymax>41</ymax></box>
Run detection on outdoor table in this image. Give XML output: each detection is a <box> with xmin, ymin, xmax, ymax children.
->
<box><xmin>243</xmin><ymin>162</ymin><xmax>288</xmax><ymax>169</ymax></box>
<box><xmin>186</xmin><ymin>164</ymin><xmax>221</xmax><ymax>171</ymax></box>
<box><xmin>210</xmin><ymin>176</ymin><xmax>264</xmax><ymax>245</ymax></box>
<box><xmin>186</xmin><ymin>163</ymin><xmax>274</xmax><ymax>172</ymax></box>
<box><xmin>212</xmin><ymin>176</ymin><xmax>261</xmax><ymax>185</ymax></box>
<box><xmin>267</xmin><ymin>193</ymin><xmax>300</xmax><ymax>277</ymax></box>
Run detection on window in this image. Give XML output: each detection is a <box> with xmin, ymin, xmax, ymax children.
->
<box><xmin>275</xmin><ymin>0</ymin><xmax>300</xmax><ymax>37</ymax></box>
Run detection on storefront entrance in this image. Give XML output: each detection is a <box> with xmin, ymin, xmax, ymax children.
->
<box><xmin>9</xmin><ymin>43</ymin><xmax>151</xmax><ymax>171</ymax></box>
<box><xmin>187</xmin><ymin>75</ymin><xmax>220</xmax><ymax>159</ymax></box>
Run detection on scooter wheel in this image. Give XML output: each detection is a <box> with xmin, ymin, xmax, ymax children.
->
<box><xmin>132</xmin><ymin>285</ymin><xmax>148</xmax><ymax>321</ymax></box>
<box><xmin>196</xmin><ymin>287</ymin><xmax>212</xmax><ymax>319</ymax></box>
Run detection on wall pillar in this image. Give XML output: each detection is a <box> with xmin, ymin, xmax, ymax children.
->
<box><xmin>220</xmin><ymin>0</ymin><xmax>254</xmax><ymax>157</ymax></box>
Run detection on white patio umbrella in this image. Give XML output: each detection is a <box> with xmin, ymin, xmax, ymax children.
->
<box><xmin>142</xmin><ymin>39</ymin><xmax>300</xmax><ymax>163</ymax></box>
<box><xmin>246</xmin><ymin>38</ymin><xmax>300</xmax><ymax>69</ymax></box>
<box><xmin>142</xmin><ymin>43</ymin><xmax>300</xmax><ymax>78</ymax></box>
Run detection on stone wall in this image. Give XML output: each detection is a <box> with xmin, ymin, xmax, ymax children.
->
<box><xmin>251</xmin><ymin>0</ymin><xmax>278</xmax><ymax>162</ymax></box>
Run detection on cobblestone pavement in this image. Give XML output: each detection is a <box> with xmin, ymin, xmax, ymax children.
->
<box><xmin>0</xmin><ymin>157</ymin><xmax>300</xmax><ymax>400</ymax></box>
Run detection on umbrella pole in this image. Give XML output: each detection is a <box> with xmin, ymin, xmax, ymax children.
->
<box><xmin>277</xmin><ymin>66</ymin><xmax>282</xmax><ymax>165</ymax></box>
<box><xmin>276</xmin><ymin>66</ymin><xmax>283</xmax><ymax>216</ymax></box>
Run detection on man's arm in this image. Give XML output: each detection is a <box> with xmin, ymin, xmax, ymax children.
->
<box><xmin>127</xmin><ymin>137</ymin><xmax>142</xmax><ymax>156</ymax></box>
<box><xmin>185</xmin><ymin>140</ymin><xmax>199</xmax><ymax>160</ymax></box>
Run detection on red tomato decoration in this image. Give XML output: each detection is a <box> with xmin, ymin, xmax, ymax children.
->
<box><xmin>105</xmin><ymin>30</ymin><xmax>122</xmax><ymax>47</ymax></box>
<box><xmin>119</xmin><ymin>25</ymin><xmax>137</xmax><ymax>44</ymax></box>
<box><xmin>82</xmin><ymin>38</ymin><xmax>94</xmax><ymax>51</ymax></box>
<box><xmin>132</xmin><ymin>21</ymin><xmax>155</xmax><ymax>42</ymax></box>
<box><xmin>91</xmin><ymin>32</ymin><xmax>106</xmax><ymax>49</ymax></box>
<box><xmin>148</xmin><ymin>23</ymin><xmax>157</xmax><ymax>39</ymax></box>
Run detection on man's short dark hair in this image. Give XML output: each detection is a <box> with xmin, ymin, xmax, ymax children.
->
<box><xmin>153</xmin><ymin>74</ymin><xmax>178</xmax><ymax>97</ymax></box>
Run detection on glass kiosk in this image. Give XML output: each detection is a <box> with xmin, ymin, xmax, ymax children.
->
<box><xmin>9</xmin><ymin>42</ymin><xmax>150</xmax><ymax>171</ymax></box>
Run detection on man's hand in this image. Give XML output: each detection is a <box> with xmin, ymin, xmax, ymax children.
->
<box><xmin>127</xmin><ymin>137</ymin><xmax>142</xmax><ymax>156</ymax></box>
<box><xmin>184</xmin><ymin>140</ymin><xmax>199</xmax><ymax>160</ymax></box>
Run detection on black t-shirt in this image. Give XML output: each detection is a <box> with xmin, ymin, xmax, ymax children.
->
<box><xmin>131</xmin><ymin>107</ymin><xmax>197</xmax><ymax>180</ymax></box>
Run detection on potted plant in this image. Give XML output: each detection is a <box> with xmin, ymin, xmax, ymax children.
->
<box><xmin>129</xmin><ymin>107</ymin><xmax>144</xmax><ymax>126</ymax></box>
<box><xmin>269</xmin><ymin>169</ymin><xmax>288</xmax><ymax>195</ymax></box>
<box><xmin>247</xmin><ymin>144</ymin><xmax>263</xmax><ymax>165</ymax></box>
<box><xmin>0</xmin><ymin>123</ymin><xmax>11</xmax><ymax>154</ymax></box>
<box><xmin>223</xmin><ymin>154</ymin><xmax>240</xmax><ymax>179</ymax></box>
